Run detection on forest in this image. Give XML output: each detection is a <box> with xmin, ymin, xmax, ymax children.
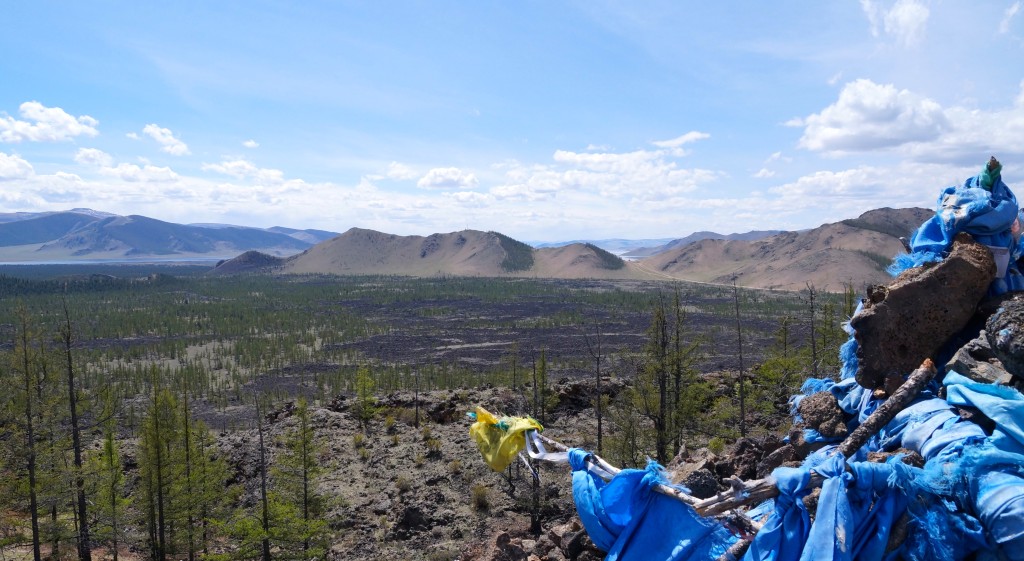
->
<box><xmin>0</xmin><ymin>266</ymin><xmax>855</xmax><ymax>560</ymax></box>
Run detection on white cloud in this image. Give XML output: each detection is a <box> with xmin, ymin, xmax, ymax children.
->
<box><xmin>650</xmin><ymin>131</ymin><xmax>710</xmax><ymax>149</ymax></box>
<box><xmin>417</xmin><ymin>167</ymin><xmax>479</xmax><ymax>190</ymax></box>
<box><xmin>126</xmin><ymin>132</ymin><xmax>140</xmax><ymax>140</ymax></box>
<box><xmin>798</xmin><ymin>79</ymin><xmax>948</xmax><ymax>154</ymax></box>
<box><xmin>754</xmin><ymin>168</ymin><xmax>775</xmax><ymax>178</ymax></box>
<box><xmin>101</xmin><ymin>163</ymin><xmax>179</xmax><ymax>182</ymax></box>
<box><xmin>243</xmin><ymin>139</ymin><xmax>259</xmax><ymax>148</ymax></box>
<box><xmin>1002</xmin><ymin>2</ymin><xmax>1021</xmax><ymax>34</ymax></box>
<box><xmin>446</xmin><ymin>191</ymin><xmax>492</xmax><ymax>207</ymax></box>
<box><xmin>884</xmin><ymin>0</ymin><xmax>929</xmax><ymax>46</ymax></box>
<box><xmin>386</xmin><ymin>161</ymin><xmax>417</xmax><ymax>180</ymax></box>
<box><xmin>492</xmin><ymin>140</ymin><xmax>720</xmax><ymax>204</ymax></box>
<box><xmin>142</xmin><ymin>124</ymin><xmax>190</xmax><ymax>155</ymax></box>
<box><xmin>798</xmin><ymin>79</ymin><xmax>1024</xmax><ymax>162</ymax></box>
<box><xmin>202</xmin><ymin>159</ymin><xmax>285</xmax><ymax>184</ymax></box>
<box><xmin>861</xmin><ymin>0</ymin><xmax>929</xmax><ymax>46</ymax></box>
<box><xmin>0</xmin><ymin>101</ymin><xmax>99</xmax><ymax>143</ymax></box>
<box><xmin>74</xmin><ymin>147</ymin><xmax>114</xmax><ymax>167</ymax></box>
<box><xmin>0</xmin><ymin>151</ymin><xmax>34</xmax><ymax>180</ymax></box>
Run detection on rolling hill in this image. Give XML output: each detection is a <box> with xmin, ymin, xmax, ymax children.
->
<box><xmin>636</xmin><ymin>207</ymin><xmax>932</xmax><ymax>291</ymax></box>
<box><xmin>624</xmin><ymin>229</ymin><xmax>785</xmax><ymax>258</ymax></box>
<box><xmin>0</xmin><ymin>210</ymin><xmax>339</xmax><ymax>261</ymax></box>
<box><xmin>214</xmin><ymin>206</ymin><xmax>932</xmax><ymax>291</ymax></box>
<box><xmin>271</xmin><ymin>228</ymin><xmax>639</xmax><ymax>279</ymax></box>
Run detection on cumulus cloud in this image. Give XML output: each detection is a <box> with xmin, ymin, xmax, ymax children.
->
<box><xmin>754</xmin><ymin>168</ymin><xmax>775</xmax><ymax>178</ymax></box>
<box><xmin>446</xmin><ymin>191</ymin><xmax>492</xmax><ymax>207</ymax></box>
<box><xmin>142</xmin><ymin>124</ymin><xmax>190</xmax><ymax>155</ymax></box>
<box><xmin>797</xmin><ymin>79</ymin><xmax>1024</xmax><ymax>162</ymax></box>
<box><xmin>386</xmin><ymin>161</ymin><xmax>417</xmax><ymax>180</ymax></box>
<box><xmin>74</xmin><ymin>147</ymin><xmax>114</xmax><ymax>167</ymax></box>
<box><xmin>202</xmin><ymin>159</ymin><xmax>284</xmax><ymax>184</ymax></box>
<box><xmin>0</xmin><ymin>101</ymin><xmax>99</xmax><ymax>143</ymax></box>
<box><xmin>417</xmin><ymin>167</ymin><xmax>479</xmax><ymax>190</ymax></box>
<box><xmin>492</xmin><ymin>137</ymin><xmax>720</xmax><ymax>204</ymax></box>
<box><xmin>243</xmin><ymin>139</ymin><xmax>259</xmax><ymax>148</ymax></box>
<box><xmin>101</xmin><ymin>163</ymin><xmax>179</xmax><ymax>183</ymax></box>
<box><xmin>0</xmin><ymin>151</ymin><xmax>34</xmax><ymax>180</ymax></box>
<box><xmin>862</xmin><ymin>0</ymin><xmax>929</xmax><ymax>46</ymax></box>
<box><xmin>1002</xmin><ymin>2</ymin><xmax>1021</xmax><ymax>34</ymax></box>
<box><xmin>797</xmin><ymin>79</ymin><xmax>948</xmax><ymax>154</ymax></box>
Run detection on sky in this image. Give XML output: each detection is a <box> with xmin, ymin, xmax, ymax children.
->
<box><xmin>2</xmin><ymin>1</ymin><xmax>1024</xmax><ymax>242</ymax></box>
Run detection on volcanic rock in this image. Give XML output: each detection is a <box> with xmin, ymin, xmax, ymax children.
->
<box><xmin>986</xmin><ymin>294</ymin><xmax>1024</xmax><ymax>380</ymax></box>
<box><xmin>851</xmin><ymin>233</ymin><xmax>995</xmax><ymax>389</ymax></box>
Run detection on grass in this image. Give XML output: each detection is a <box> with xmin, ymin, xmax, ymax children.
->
<box><xmin>470</xmin><ymin>484</ymin><xmax>489</xmax><ymax>510</ymax></box>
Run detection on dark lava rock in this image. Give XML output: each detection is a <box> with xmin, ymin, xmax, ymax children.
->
<box><xmin>797</xmin><ymin>391</ymin><xmax>847</xmax><ymax>438</ymax></box>
<box><xmin>986</xmin><ymin>294</ymin><xmax>1024</xmax><ymax>380</ymax></box>
<box><xmin>851</xmin><ymin>233</ymin><xmax>994</xmax><ymax>389</ymax></box>
<box><xmin>756</xmin><ymin>444</ymin><xmax>795</xmax><ymax>478</ymax></box>
<box><xmin>715</xmin><ymin>436</ymin><xmax>785</xmax><ymax>481</ymax></box>
<box><xmin>946</xmin><ymin>330</ymin><xmax>1014</xmax><ymax>385</ymax></box>
<box><xmin>682</xmin><ymin>468</ymin><xmax>720</xmax><ymax>499</ymax></box>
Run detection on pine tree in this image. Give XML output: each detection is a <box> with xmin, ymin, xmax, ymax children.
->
<box><xmin>60</xmin><ymin>295</ymin><xmax>92</xmax><ymax>561</ymax></box>
<box><xmin>86</xmin><ymin>424</ymin><xmax>129</xmax><ymax>561</ymax></box>
<box><xmin>12</xmin><ymin>304</ymin><xmax>43</xmax><ymax>561</ymax></box>
<box><xmin>139</xmin><ymin>384</ymin><xmax>180</xmax><ymax>560</ymax></box>
<box><xmin>269</xmin><ymin>398</ymin><xmax>327</xmax><ymax>560</ymax></box>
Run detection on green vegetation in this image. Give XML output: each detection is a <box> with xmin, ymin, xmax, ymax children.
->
<box><xmin>840</xmin><ymin>217</ymin><xmax>910</xmax><ymax>239</ymax></box>
<box><xmin>584</xmin><ymin>243</ymin><xmax>625</xmax><ymax>270</ymax></box>
<box><xmin>492</xmin><ymin>232</ymin><xmax>535</xmax><ymax>272</ymax></box>
<box><xmin>0</xmin><ymin>267</ymin><xmax>853</xmax><ymax>557</ymax></box>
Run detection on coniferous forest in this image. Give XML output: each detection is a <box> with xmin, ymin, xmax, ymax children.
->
<box><xmin>0</xmin><ymin>266</ymin><xmax>854</xmax><ymax>560</ymax></box>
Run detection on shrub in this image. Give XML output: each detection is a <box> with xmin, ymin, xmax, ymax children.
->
<box><xmin>708</xmin><ymin>437</ymin><xmax>726</xmax><ymax>455</ymax></box>
<box><xmin>395</xmin><ymin>475</ymin><xmax>411</xmax><ymax>493</ymax></box>
<box><xmin>471</xmin><ymin>484</ymin><xmax>489</xmax><ymax>510</ymax></box>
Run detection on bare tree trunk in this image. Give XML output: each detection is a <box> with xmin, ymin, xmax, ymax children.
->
<box><xmin>734</xmin><ymin>283</ymin><xmax>746</xmax><ymax>438</ymax></box>
<box><xmin>806</xmin><ymin>283</ymin><xmax>819</xmax><ymax>378</ymax></box>
<box><xmin>18</xmin><ymin>308</ymin><xmax>42</xmax><ymax>561</ymax></box>
<box><xmin>61</xmin><ymin>296</ymin><xmax>92</xmax><ymax>561</ymax></box>
<box><xmin>583</xmin><ymin>320</ymin><xmax>604</xmax><ymax>454</ymax></box>
<box><xmin>254</xmin><ymin>395</ymin><xmax>272</xmax><ymax>561</ymax></box>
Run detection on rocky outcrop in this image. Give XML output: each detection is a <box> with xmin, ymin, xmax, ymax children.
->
<box><xmin>986</xmin><ymin>294</ymin><xmax>1024</xmax><ymax>380</ymax></box>
<box><xmin>851</xmin><ymin>233</ymin><xmax>995</xmax><ymax>389</ymax></box>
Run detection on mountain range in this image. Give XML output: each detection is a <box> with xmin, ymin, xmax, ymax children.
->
<box><xmin>0</xmin><ymin>210</ymin><xmax>339</xmax><ymax>261</ymax></box>
<box><xmin>0</xmin><ymin>207</ymin><xmax>933</xmax><ymax>291</ymax></box>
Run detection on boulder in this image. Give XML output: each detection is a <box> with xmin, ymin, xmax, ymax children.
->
<box><xmin>986</xmin><ymin>294</ymin><xmax>1024</xmax><ymax>381</ymax></box>
<box><xmin>946</xmin><ymin>330</ymin><xmax>1015</xmax><ymax>385</ymax></box>
<box><xmin>851</xmin><ymin>233</ymin><xmax>994</xmax><ymax>389</ymax></box>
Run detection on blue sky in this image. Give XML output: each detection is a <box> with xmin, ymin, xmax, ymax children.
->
<box><xmin>2</xmin><ymin>1</ymin><xmax>1023</xmax><ymax>241</ymax></box>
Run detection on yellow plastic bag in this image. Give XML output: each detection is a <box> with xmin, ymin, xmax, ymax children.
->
<box><xmin>468</xmin><ymin>406</ymin><xmax>543</xmax><ymax>472</ymax></box>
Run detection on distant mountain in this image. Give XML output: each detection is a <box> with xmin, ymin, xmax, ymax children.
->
<box><xmin>214</xmin><ymin>228</ymin><xmax>639</xmax><ymax>279</ymax></box>
<box><xmin>211</xmin><ymin>207</ymin><xmax>934</xmax><ymax>290</ymax></box>
<box><xmin>0</xmin><ymin>209</ymin><xmax>339</xmax><ymax>261</ymax></box>
<box><xmin>531</xmin><ymin>238</ymin><xmax>677</xmax><ymax>255</ymax></box>
<box><xmin>636</xmin><ymin>207</ymin><xmax>932</xmax><ymax>291</ymax></box>
<box><xmin>624</xmin><ymin>230</ymin><xmax>785</xmax><ymax>258</ymax></box>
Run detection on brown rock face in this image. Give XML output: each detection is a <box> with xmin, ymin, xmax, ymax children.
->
<box><xmin>986</xmin><ymin>294</ymin><xmax>1024</xmax><ymax>380</ymax></box>
<box><xmin>851</xmin><ymin>233</ymin><xmax>995</xmax><ymax>389</ymax></box>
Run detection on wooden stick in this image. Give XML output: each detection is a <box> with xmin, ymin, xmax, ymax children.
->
<box><xmin>836</xmin><ymin>359</ymin><xmax>936</xmax><ymax>458</ymax></box>
<box><xmin>696</xmin><ymin>359</ymin><xmax>937</xmax><ymax>524</ymax></box>
<box><xmin>535</xmin><ymin>433</ymin><xmax>700</xmax><ymax>506</ymax></box>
